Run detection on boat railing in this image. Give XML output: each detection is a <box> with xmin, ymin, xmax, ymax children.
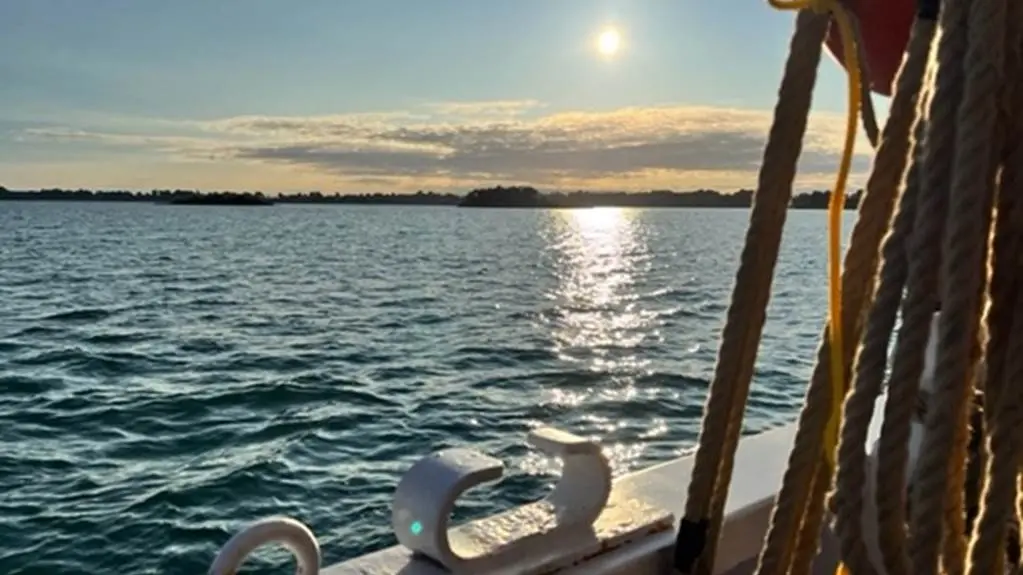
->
<box><xmin>208</xmin><ymin>394</ymin><xmax>890</xmax><ymax>574</ymax></box>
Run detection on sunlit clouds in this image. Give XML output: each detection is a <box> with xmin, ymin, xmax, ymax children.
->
<box><xmin>5</xmin><ymin>100</ymin><xmax>874</xmax><ymax>193</ymax></box>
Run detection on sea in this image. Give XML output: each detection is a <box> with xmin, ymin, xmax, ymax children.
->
<box><xmin>0</xmin><ymin>201</ymin><xmax>854</xmax><ymax>574</ymax></box>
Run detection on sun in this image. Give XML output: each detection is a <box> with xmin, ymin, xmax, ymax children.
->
<box><xmin>596</xmin><ymin>27</ymin><xmax>621</xmax><ymax>58</ymax></box>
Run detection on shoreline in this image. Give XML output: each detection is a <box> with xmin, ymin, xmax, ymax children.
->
<box><xmin>0</xmin><ymin>186</ymin><xmax>861</xmax><ymax>210</ymax></box>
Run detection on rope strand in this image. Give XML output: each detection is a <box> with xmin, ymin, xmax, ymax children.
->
<box><xmin>966</xmin><ymin>8</ymin><xmax>1023</xmax><ymax>571</ymax></box>
<box><xmin>672</xmin><ymin>10</ymin><xmax>828</xmax><ymax>573</ymax></box>
<box><xmin>873</xmin><ymin>0</ymin><xmax>968</xmax><ymax>566</ymax></box>
<box><xmin>675</xmin><ymin>0</ymin><xmax>1023</xmax><ymax>571</ymax></box>
<box><xmin>832</xmin><ymin>16</ymin><xmax>935</xmax><ymax>574</ymax></box>
<box><xmin>908</xmin><ymin>0</ymin><xmax>1004</xmax><ymax>566</ymax></box>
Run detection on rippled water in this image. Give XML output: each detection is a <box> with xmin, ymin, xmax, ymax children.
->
<box><xmin>0</xmin><ymin>201</ymin><xmax>853</xmax><ymax>574</ymax></box>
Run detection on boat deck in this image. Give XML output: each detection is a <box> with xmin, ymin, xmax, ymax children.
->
<box><xmin>326</xmin><ymin>397</ymin><xmax>886</xmax><ymax>574</ymax></box>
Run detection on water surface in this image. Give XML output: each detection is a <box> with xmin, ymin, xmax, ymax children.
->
<box><xmin>0</xmin><ymin>202</ymin><xmax>850</xmax><ymax>574</ymax></box>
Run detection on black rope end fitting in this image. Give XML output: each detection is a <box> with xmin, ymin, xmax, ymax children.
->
<box><xmin>918</xmin><ymin>0</ymin><xmax>940</xmax><ymax>21</ymax></box>
<box><xmin>673</xmin><ymin>517</ymin><xmax>710</xmax><ymax>573</ymax></box>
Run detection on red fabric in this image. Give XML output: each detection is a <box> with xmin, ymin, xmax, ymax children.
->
<box><xmin>824</xmin><ymin>0</ymin><xmax>915</xmax><ymax>97</ymax></box>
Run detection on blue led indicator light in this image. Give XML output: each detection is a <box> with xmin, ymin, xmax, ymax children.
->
<box><xmin>410</xmin><ymin>520</ymin><xmax>423</xmax><ymax>536</ymax></box>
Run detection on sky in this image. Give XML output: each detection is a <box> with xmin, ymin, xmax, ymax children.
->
<box><xmin>0</xmin><ymin>0</ymin><xmax>886</xmax><ymax>194</ymax></box>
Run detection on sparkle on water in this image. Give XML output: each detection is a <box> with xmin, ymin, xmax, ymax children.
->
<box><xmin>0</xmin><ymin>202</ymin><xmax>852</xmax><ymax>574</ymax></box>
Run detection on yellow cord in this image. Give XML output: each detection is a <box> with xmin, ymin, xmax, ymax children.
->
<box><xmin>768</xmin><ymin>0</ymin><xmax>860</xmax><ymax>475</ymax></box>
<box><xmin>765</xmin><ymin>2</ymin><xmax>861</xmax><ymax>574</ymax></box>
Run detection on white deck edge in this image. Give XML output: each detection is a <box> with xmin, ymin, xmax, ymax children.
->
<box><xmin>324</xmin><ymin>396</ymin><xmax>888</xmax><ymax>575</ymax></box>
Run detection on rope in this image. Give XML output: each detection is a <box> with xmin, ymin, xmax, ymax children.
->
<box><xmin>1014</xmin><ymin>67</ymin><xmax>1023</xmax><ymax>557</ymax></box>
<box><xmin>966</xmin><ymin>9</ymin><xmax>1023</xmax><ymax>571</ymax></box>
<box><xmin>948</xmin><ymin>6</ymin><xmax>1012</xmax><ymax>566</ymax></box>
<box><xmin>672</xmin><ymin>10</ymin><xmax>828</xmax><ymax>574</ymax></box>
<box><xmin>674</xmin><ymin>0</ymin><xmax>1023</xmax><ymax>569</ymax></box>
<box><xmin>848</xmin><ymin>13</ymin><xmax>880</xmax><ymax>150</ymax></box>
<box><xmin>761</xmin><ymin>104</ymin><xmax>895</xmax><ymax>569</ymax></box>
<box><xmin>672</xmin><ymin>0</ymin><xmax>892</xmax><ymax>572</ymax></box>
<box><xmin>908</xmin><ymin>0</ymin><xmax>1005</xmax><ymax>566</ymax></box>
<box><xmin>792</xmin><ymin>468</ymin><xmax>831</xmax><ymax>574</ymax></box>
<box><xmin>949</xmin><ymin>153</ymin><xmax>998</xmax><ymax>574</ymax></box>
<box><xmin>746</xmin><ymin>2</ymin><xmax>861</xmax><ymax>572</ymax></box>
<box><xmin>872</xmin><ymin>0</ymin><xmax>967</xmax><ymax>565</ymax></box>
<box><xmin>831</xmin><ymin>14</ymin><xmax>935</xmax><ymax>574</ymax></box>
<box><xmin>771</xmin><ymin>0</ymin><xmax>862</xmax><ymax>482</ymax></box>
<box><xmin>940</xmin><ymin>389</ymin><xmax>974</xmax><ymax>575</ymax></box>
<box><xmin>766</xmin><ymin>0</ymin><xmax>866</xmax><ymax>494</ymax></box>
<box><xmin>978</xmin><ymin>0</ymin><xmax>1023</xmax><ymax>434</ymax></box>
<box><xmin>871</xmin><ymin>82</ymin><xmax>933</xmax><ymax>575</ymax></box>
<box><xmin>969</xmin><ymin>342</ymin><xmax>1022</xmax><ymax>575</ymax></box>
<box><xmin>747</xmin><ymin>0</ymin><xmax>915</xmax><ymax>571</ymax></box>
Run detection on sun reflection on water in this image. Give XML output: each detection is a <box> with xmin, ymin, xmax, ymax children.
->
<box><xmin>548</xmin><ymin>207</ymin><xmax>646</xmax><ymax>363</ymax></box>
<box><xmin>524</xmin><ymin>207</ymin><xmax>670</xmax><ymax>476</ymax></box>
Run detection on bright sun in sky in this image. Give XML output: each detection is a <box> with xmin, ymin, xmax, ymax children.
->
<box><xmin>596</xmin><ymin>27</ymin><xmax>621</xmax><ymax>58</ymax></box>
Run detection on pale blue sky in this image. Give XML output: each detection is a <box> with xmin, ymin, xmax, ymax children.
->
<box><xmin>0</xmin><ymin>0</ymin><xmax>877</xmax><ymax>193</ymax></box>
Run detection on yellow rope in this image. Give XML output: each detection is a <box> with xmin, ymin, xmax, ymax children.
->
<box><xmin>765</xmin><ymin>2</ymin><xmax>861</xmax><ymax>573</ymax></box>
<box><xmin>768</xmin><ymin>0</ymin><xmax>860</xmax><ymax>474</ymax></box>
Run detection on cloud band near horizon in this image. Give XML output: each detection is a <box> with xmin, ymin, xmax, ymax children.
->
<box><xmin>3</xmin><ymin>100</ymin><xmax>873</xmax><ymax>193</ymax></box>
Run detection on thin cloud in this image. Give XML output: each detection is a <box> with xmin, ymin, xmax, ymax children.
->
<box><xmin>22</xmin><ymin>127</ymin><xmax>203</xmax><ymax>148</ymax></box>
<box><xmin>11</xmin><ymin>100</ymin><xmax>873</xmax><ymax>192</ymax></box>
<box><xmin>424</xmin><ymin>99</ymin><xmax>546</xmax><ymax>118</ymax></box>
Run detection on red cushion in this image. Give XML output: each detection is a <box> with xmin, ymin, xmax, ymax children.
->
<box><xmin>824</xmin><ymin>0</ymin><xmax>915</xmax><ymax>96</ymax></box>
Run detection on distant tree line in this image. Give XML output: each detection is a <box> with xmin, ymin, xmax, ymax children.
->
<box><xmin>0</xmin><ymin>184</ymin><xmax>864</xmax><ymax>209</ymax></box>
<box><xmin>458</xmin><ymin>186</ymin><xmax>764</xmax><ymax>208</ymax></box>
<box><xmin>0</xmin><ymin>186</ymin><xmax>463</xmax><ymax>206</ymax></box>
<box><xmin>279</xmin><ymin>190</ymin><xmax>461</xmax><ymax>205</ymax></box>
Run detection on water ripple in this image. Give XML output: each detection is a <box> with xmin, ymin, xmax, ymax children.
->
<box><xmin>0</xmin><ymin>202</ymin><xmax>849</xmax><ymax>574</ymax></box>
